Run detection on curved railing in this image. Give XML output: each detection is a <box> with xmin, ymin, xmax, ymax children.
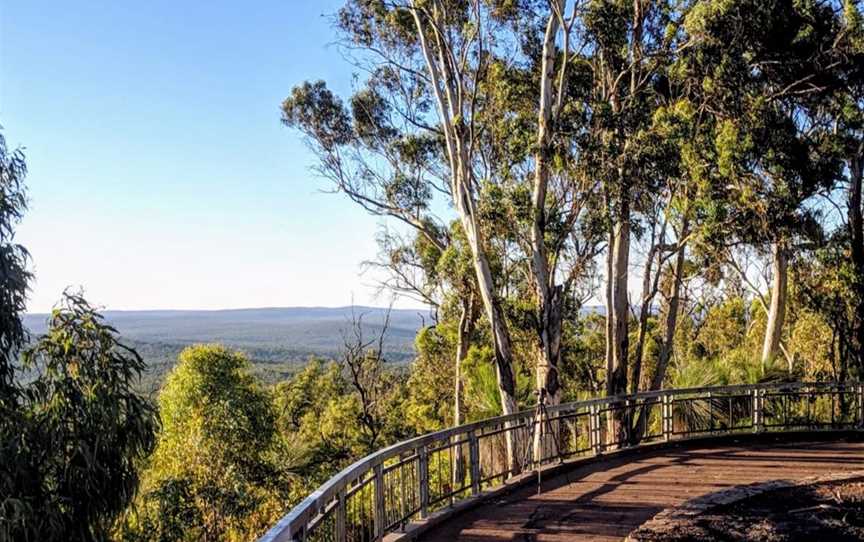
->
<box><xmin>260</xmin><ymin>381</ymin><xmax>864</xmax><ymax>542</ymax></box>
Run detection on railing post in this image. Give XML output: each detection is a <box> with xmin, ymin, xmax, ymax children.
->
<box><xmin>468</xmin><ymin>431</ymin><xmax>481</xmax><ymax>496</ymax></box>
<box><xmin>335</xmin><ymin>488</ymin><xmax>346</xmax><ymax>542</ymax></box>
<box><xmin>662</xmin><ymin>393</ymin><xmax>673</xmax><ymax>442</ymax></box>
<box><xmin>624</xmin><ymin>398</ymin><xmax>633</xmax><ymax>447</ymax></box>
<box><xmin>418</xmin><ymin>445</ymin><xmax>429</xmax><ymax>519</ymax></box>
<box><xmin>857</xmin><ymin>384</ymin><xmax>864</xmax><ymax>427</ymax></box>
<box><xmin>752</xmin><ymin>388</ymin><xmax>763</xmax><ymax>433</ymax></box>
<box><xmin>589</xmin><ymin>404</ymin><xmax>602</xmax><ymax>455</ymax></box>
<box><xmin>373</xmin><ymin>463</ymin><xmax>385</xmax><ymax>540</ymax></box>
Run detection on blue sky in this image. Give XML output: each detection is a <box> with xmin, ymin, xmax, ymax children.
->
<box><xmin>1</xmin><ymin>1</ymin><xmax>422</xmax><ymax>312</ymax></box>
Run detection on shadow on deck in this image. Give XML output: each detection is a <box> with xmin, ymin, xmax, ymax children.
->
<box><xmin>416</xmin><ymin>433</ymin><xmax>864</xmax><ymax>542</ymax></box>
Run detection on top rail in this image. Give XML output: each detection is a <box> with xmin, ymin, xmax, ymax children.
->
<box><xmin>260</xmin><ymin>380</ymin><xmax>864</xmax><ymax>542</ymax></box>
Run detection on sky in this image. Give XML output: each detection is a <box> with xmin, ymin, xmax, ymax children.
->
<box><xmin>0</xmin><ymin>1</ymin><xmax>426</xmax><ymax>313</ymax></box>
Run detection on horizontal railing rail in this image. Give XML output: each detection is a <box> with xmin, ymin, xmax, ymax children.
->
<box><xmin>259</xmin><ymin>381</ymin><xmax>864</xmax><ymax>542</ymax></box>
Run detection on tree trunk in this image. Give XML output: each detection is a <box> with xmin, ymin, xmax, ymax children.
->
<box><xmin>530</xmin><ymin>0</ymin><xmax>562</xmax><ymax>405</ymax></box>
<box><xmin>530</xmin><ymin>5</ymin><xmax>564</xmax><ymax>463</ymax></box>
<box><xmin>606</xmin><ymin>197</ymin><xmax>631</xmax><ymax>445</ymax></box>
<box><xmin>630</xmin><ymin>230</ymin><xmax>664</xmax><ymax>394</ymax></box>
<box><xmin>456</xmin><ymin>179</ymin><xmax>518</xmax><ymax>432</ymax></box>
<box><xmin>453</xmin><ymin>294</ymin><xmax>474</xmax><ymax>487</ymax></box>
<box><xmin>609</xmin><ymin>217</ymin><xmax>630</xmax><ymax>396</ymax></box>
<box><xmin>651</xmin><ymin>222</ymin><xmax>688</xmax><ymax>392</ymax></box>
<box><xmin>411</xmin><ymin>7</ymin><xmax>520</xmax><ymax>472</ymax></box>
<box><xmin>454</xmin><ymin>296</ymin><xmax>473</xmax><ymax>427</ymax></box>
<box><xmin>761</xmin><ymin>240</ymin><xmax>788</xmax><ymax>373</ymax></box>
<box><xmin>604</xmin><ymin>228</ymin><xmax>615</xmax><ymax>388</ymax></box>
<box><xmin>632</xmin><ymin>223</ymin><xmax>688</xmax><ymax>442</ymax></box>
<box><xmin>848</xmin><ymin>152</ymin><xmax>864</xmax><ymax>377</ymax></box>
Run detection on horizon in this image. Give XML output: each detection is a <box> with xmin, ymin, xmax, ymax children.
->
<box><xmin>23</xmin><ymin>302</ymin><xmax>432</xmax><ymax>316</ymax></box>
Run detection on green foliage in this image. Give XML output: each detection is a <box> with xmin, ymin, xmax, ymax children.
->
<box><xmin>281</xmin><ymin>81</ymin><xmax>352</xmax><ymax>150</ymax></box>
<box><xmin>2</xmin><ymin>292</ymin><xmax>157</xmax><ymax>542</ymax></box>
<box><xmin>121</xmin><ymin>345</ymin><xmax>285</xmax><ymax>542</ymax></box>
<box><xmin>0</xmin><ymin>131</ymin><xmax>30</xmax><ymax>395</ymax></box>
<box><xmin>6</xmin><ymin>3</ymin><xmax>856</xmax><ymax>538</ymax></box>
<box><xmin>460</xmin><ymin>345</ymin><xmax>533</xmax><ymax>421</ymax></box>
<box><xmin>405</xmin><ymin>325</ymin><xmax>456</xmax><ymax>432</ymax></box>
<box><xmin>272</xmin><ymin>359</ymin><xmax>358</xmax><ymax>487</ymax></box>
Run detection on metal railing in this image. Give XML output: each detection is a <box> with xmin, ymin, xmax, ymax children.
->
<box><xmin>259</xmin><ymin>381</ymin><xmax>864</xmax><ymax>542</ymax></box>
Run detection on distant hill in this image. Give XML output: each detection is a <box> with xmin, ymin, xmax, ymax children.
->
<box><xmin>23</xmin><ymin>306</ymin><xmax>429</xmax><ymax>391</ymax></box>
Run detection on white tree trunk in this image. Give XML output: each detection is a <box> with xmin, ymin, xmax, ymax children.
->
<box><xmin>530</xmin><ymin>4</ymin><xmax>563</xmax><ymax>464</ymax></box>
<box><xmin>761</xmin><ymin>241</ymin><xmax>788</xmax><ymax>373</ymax></box>
<box><xmin>411</xmin><ymin>4</ymin><xmax>519</xmax><ymax>429</ymax></box>
<box><xmin>606</xmin><ymin>207</ymin><xmax>630</xmax><ymax>445</ymax></box>
<box><xmin>609</xmin><ymin>216</ymin><xmax>630</xmax><ymax>395</ymax></box>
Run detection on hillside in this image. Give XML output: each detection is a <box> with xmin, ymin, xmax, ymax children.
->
<box><xmin>24</xmin><ymin>306</ymin><xmax>428</xmax><ymax>391</ymax></box>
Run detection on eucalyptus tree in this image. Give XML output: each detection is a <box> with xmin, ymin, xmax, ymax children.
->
<box><xmin>541</xmin><ymin>0</ymin><xmax>686</xmax><ymax>444</ymax></box>
<box><xmin>365</xmin><ymin>220</ymin><xmax>485</xmax><ymax>433</ymax></box>
<box><xmin>0</xmin><ymin>131</ymin><xmax>34</xmax><ymax>538</ymax></box>
<box><xmin>523</xmin><ymin>0</ymin><xmax>608</xmax><ymax>411</ymax></box>
<box><xmin>793</xmin><ymin>0</ymin><xmax>864</xmax><ymax>381</ymax></box>
<box><xmin>131</xmin><ymin>345</ymin><xmax>280</xmax><ymax>542</ymax></box>
<box><xmin>680</xmin><ymin>0</ymin><xmax>845</xmax><ymax>373</ymax></box>
<box><xmin>281</xmin><ymin>1</ymin><xmax>524</xmax><ymax>442</ymax></box>
<box><xmin>1</xmin><ymin>136</ymin><xmax>158</xmax><ymax>541</ymax></box>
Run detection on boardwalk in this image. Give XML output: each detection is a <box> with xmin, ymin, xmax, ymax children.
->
<box><xmin>419</xmin><ymin>435</ymin><xmax>864</xmax><ymax>542</ymax></box>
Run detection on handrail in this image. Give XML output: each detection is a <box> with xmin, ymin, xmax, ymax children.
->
<box><xmin>259</xmin><ymin>381</ymin><xmax>864</xmax><ymax>542</ymax></box>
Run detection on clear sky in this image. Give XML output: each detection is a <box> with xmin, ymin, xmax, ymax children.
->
<box><xmin>1</xmin><ymin>1</ymin><xmax>422</xmax><ymax>313</ymax></box>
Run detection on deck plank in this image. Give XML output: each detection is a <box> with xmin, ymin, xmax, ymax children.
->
<box><xmin>419</xmin><ymin>437</ymin><xmax>864</xmax><ymax>542</ymax></box>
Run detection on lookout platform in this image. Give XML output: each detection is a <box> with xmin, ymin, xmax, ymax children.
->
<box><xmin>260</xmin><ymin>382</ymin><xmax>864</xmax><ymax>542</ymax></box>
<box><xmin>418</xmin><ymin>435</ymin><xmax>864</xmax><ymax>542</ymax></box>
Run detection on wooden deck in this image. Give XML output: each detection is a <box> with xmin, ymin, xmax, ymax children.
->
<box><xmin>418</xmin><ymin>434</ymin><xmax>864</xmax><ymax>542</ymax></box>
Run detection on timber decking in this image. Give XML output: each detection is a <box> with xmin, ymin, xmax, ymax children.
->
<box><xmin>418</xmin><ymin>436</ymin><xmax>864</xmax><ymax>542</ymax></box>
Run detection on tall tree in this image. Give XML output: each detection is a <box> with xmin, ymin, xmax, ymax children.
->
<box><xmin>568</xmin><ymin>0</ymin><xmax>684</xmax><ymax>442</ymax></box>
<box><xmin>682</xmin><ymin>0</ymin><xmax>844</xmax><ymax>373</ymax></box>
<box><xmin>281</xmin><ymin>1</ymin><xmax>522</xmax><ymax>433</ymax></box>
<box><xmin>129</xmin><ymin>345</ymin><xmax>282</xmax><ymax>542</ymax></box>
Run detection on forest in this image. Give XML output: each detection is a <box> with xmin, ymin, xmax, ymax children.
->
<box><xmin>1</xmin><ymin>0</ymin><xmax>864</xmax><ymax>541</ymax></box>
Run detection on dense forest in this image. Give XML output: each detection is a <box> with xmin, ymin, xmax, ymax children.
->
<box><xmin>22</xmin><ymin>307</ymin><xmax>425</xmax><ymax>392</ymax></box>
<box><xmin>2</xmin><ymin>0</ymin><xmax>864</xmax><ymax>540</ymax></box>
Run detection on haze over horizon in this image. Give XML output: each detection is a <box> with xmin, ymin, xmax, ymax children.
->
<box><xmin>23</xmin><ymin>302</ymin><xmax>431</xmax><ymax>316</ymax></box>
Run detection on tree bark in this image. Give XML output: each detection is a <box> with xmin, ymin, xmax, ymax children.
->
<box><xmin>453</xmin><ymin>294</ymin><xmax>474</xmax><ymax>486</ymax></box>
<box><xmin>632</xmin><ymin>222</ymin><xmax>688</xmax><ymax>442</ymax></box>
<box><xmin>530</xmin><ymin>2</ymin><xmax>569</xmax><ymax>463</ymax></box>
<box><xmin>531</xmin><ymin>0</ymin><xmax>562</xmax><ymax>406</ymax></box>
<box><xmin>454</xmin><ymin>295</ymin><xmax>473</xmax><ymax>428</ymax></box>
<box><xmin>848</xmin><ymin>151</ymin><xmax>864</xmax><ymax>376</ymax></box>
<box><xmin>651</xmin><ymin>222</ymin><xmax>688</xmax><ymax>393</ymax></box>
<box><xmin>630</xmin><ymin>223</ymin><xmax>667</xmax><ymax>394</ymax></box>
<box><xmin>606</xmin><ymin>196</ymin><xmax>631</xmax><ymax>445</ymax></box>
<box><xmin>604</xmin><ymin>228</ymin><xmax>615</xmax><ymax>387</ymax></box>
<box><xmin>761</xmin><ymin>240</ymin><xmax>788</xmax><ymax>373</ymax></box>
<box><xmin>608</xmin><ymin>215</ymin><xmax>630</xmax><ymax>397</ymax></box>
